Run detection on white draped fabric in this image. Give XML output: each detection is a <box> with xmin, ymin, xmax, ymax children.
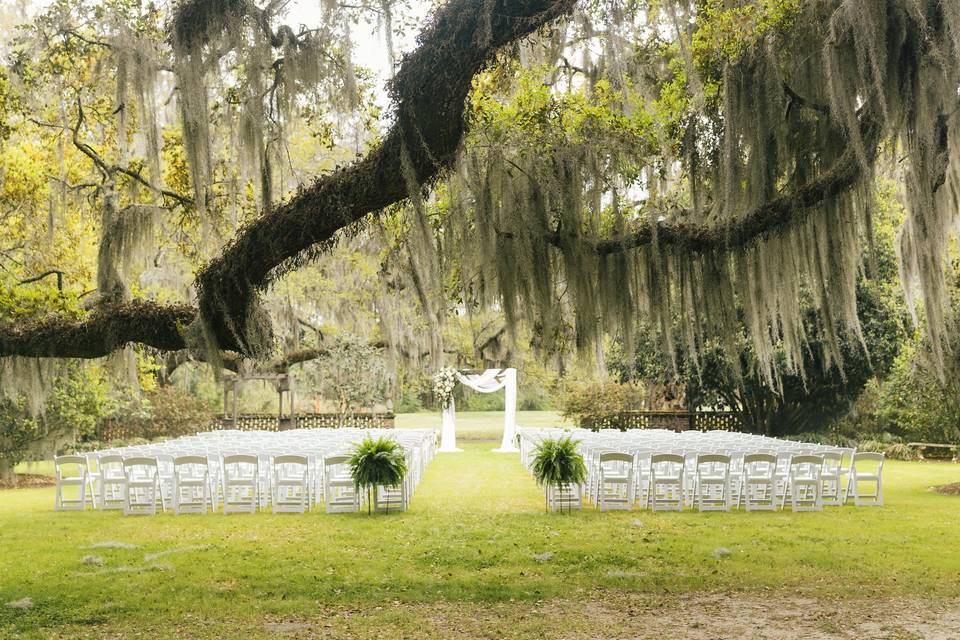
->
<box><xmin>437</xmin><ymin>368</ymin><xmax>518</xmax><ymax>453</ymax></box>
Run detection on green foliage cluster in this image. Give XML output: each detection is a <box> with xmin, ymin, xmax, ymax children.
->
<box><xmin>299</xmin><ymin>335</ymin><xmax>388</xmax><ymax>418</ymax></box>
<box><xmin>530</xmin><ymin>436</ymin><xmax>586</xmax><ymax>513</ymax></box>
<box><xmin>0</xmin><ymin>364</ymin><xmax>110</xmax><ymax>481</ymax></box>
<box><xmin>348</xmin><ymin>436</ymin><xmax>407</xmax><ymax>514</ymax></box>
<box><xmin>840</xmin><ymin>341</ymin><xmax>960</xmax><ymax>446</ymax></box>
<box><xmin>94</xmin><ymin>386</ymin><xmax>215</xmax><ymax>442</ymax></box>
<box><xmin>560</xmin><ymin>380</ymin><xmax>644</xmax><ymax>430</ymax></box>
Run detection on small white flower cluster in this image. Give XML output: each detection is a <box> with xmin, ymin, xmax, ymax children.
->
<box><xmin>432</xmin><ymin>366</ymin><xmax>458</xmax><ymax>407</ymax></box>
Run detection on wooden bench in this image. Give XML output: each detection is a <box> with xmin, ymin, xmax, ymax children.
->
<box><xmin>907</xmin><ymin>443</ymin><xmax>959</xmax><ymax>462</ymax></box>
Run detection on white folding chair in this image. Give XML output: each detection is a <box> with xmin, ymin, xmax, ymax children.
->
<box><xmin>83</xmin><ymin>453</ymin><xmax>102</xmax><ymax>509</ymax></box>
<box><xmin>54</xmin><ymin>456</ymin><xmax>90</xmax><ymax>511</ymax></box>
<box><xmin>156</xmin><ymin>454</ymin><xmax>175</xmax><ymax>512</ymax></box>
<box><xmin>650</xmin><ymin>453</ymin><xmax>684</xmax><ymax>512</ymax></box>
<box><xmin>786</xmin><ymin>455</ymin><xmax>823</xmax><ymax>512</ymax></box>
<box><xmin>221</xmin><ymin>454</ymin><xmax>259</xmax><ymax>514</ymax></box>
<box><xmin>173</xmin><ymin>455</ymin><xmax>212</xmax><ymax>514</ymax></box>
<box><xmin>98</xmin><ymin>454</ymin><xmax>127</xmax><ymax>510</ymax></box>
<box><xmin>323</xmin><ymin>454</ymin><xmax>360</xmax><ymax>513</ymax></box>
<box><xmin>740</xmin><ymin>453</ymin><xmax>777</xmax><ymax>511</ymax></box>
<box><xmin>123</xmin><ymin>457</ymin><xmax>161</xmax><ymax>516</ymax></box>
<box><xmin>547</xmin><ymin>482</ymin><xmax>583</xmax><ymax>511</ymax></box>
<box><xmin>272</xmin><ymin>454</ymin><xmax>310</xmax><ymax>513</ymax></box>
<box><xmin>597</xmin><ymin>452</ymin><xmax>634</xmax><ymax>511</ymax></box>
<box><xmin>694</xmin><ymin>454</ymin><xmax>732</xmax><ymax>512</ymax></box>
<box><xmin>819</xmin><ymin>451</ymin><xmax>843</xmax><ymax>506</ymax></box>
<box><xmin>849</xmin><ymin>452</ymin><xmax>884</xmax><ymax>506</ymax></box>
<box><xmin>838</xmin><ymin>447</ymin><xmax>857</xmax><ymax>503</ymax></box>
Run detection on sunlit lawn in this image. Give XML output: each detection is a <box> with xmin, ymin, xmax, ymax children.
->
<box><xmin>2</xmin><ymin>412</ymin><xmax>959</xmax><ymax>638</ymax></box>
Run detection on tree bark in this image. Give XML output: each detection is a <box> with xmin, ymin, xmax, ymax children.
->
<box><xmin>0</xmin><ymin>459</ymin><xmax>15</xmax><ymax>486</ymax></box>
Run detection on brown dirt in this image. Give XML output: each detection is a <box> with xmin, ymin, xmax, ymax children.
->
<box><xmin>64</xmin><ymin>593</ymin><xmax>959</xmax><ymax>639</ymax></box>
<box><xmin>931</xmin><ymin>483</ymin><xmax>960</xmax><ymax>496</ymax></box>
<box><xmin>0</xmin><ymin>473</ymin><xmax>55</xmax><ymax>490</ymax></box>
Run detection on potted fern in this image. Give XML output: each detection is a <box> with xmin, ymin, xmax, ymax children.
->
<box><xmin>531</xmin><ymin>436</ymin><xmax>587</xmax><ymax>513</ymax></box>
<box><xmin>349</xmin><ymin>436</ymin><xmax>408</xmax><ymax>514</ymax></box>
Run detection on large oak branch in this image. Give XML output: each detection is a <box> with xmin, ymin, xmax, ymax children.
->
<box><xmin>195</xmin><ymin>0</ymin><xmax>578</xmax><ymax>355</ymax></box>
<box><xmin>549</xmin><ymin>113</ymin><xmax>883</xmax><ymax>256</ymax></box>
<box><xmin>0</xmin><ymin>301</ymin><xmax>195</xmax><ymax>358</ymax></box>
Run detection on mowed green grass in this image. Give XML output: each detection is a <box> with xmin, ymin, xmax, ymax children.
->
<box><xmin>1</xmin><ymin>412</ymin><xmax>959</xmax><ymax>639</ymax></box>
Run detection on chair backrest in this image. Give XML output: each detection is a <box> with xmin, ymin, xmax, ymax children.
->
<box><xmin>820</xmin><ymin>451</ymin><xmax>842</xmax><ymax>473</ymax></box>
<box><xmin>55</xmin><ymin>455</ymin><xmax>87</xmax><ymax>478</ymax></box>
<box><xmin>651</xmin><ymin>453</ymin><xmax>684</xmax><ymax>477</ymax></box>
<box><xmin>324</xmin><ymin>454</ymin><xmax>351</xmax><ymax>467</ymax></box>
<box><xmin>696</xmin><ymin>453</ymin><xmax>730</xmax><ymax>466</ymax></box>
<box><xmin>274</xmin><ymin>454</ymin><xmax>309</xmax><ymax>466</ymax></box>
<box><xmin>742</xmin><ymin>453</ymin><xmax>776</xmax><ymax>477</ymax></box>
<box><xmin>790</xmin><ymin>455</ymin><xmax>823</xmax><ymax>477</ymax></box>
<box><xmin>123</xmin><ymin>457</ymin><xmax>158</xmax><ymax>477</ymax></box>
<box><xmin>173</xmin><ymin>456</ymin><xmax>209</xmax><ymax>478</ymax></box>
<box><xmin>99</xmin><ymin>454</ymin><xmax>124</xmax><ymax>477</ymax></box>
<box><xmin>743</xmin><ymin>453</ymin><xmax>776</xmax><ymax>465</ymax></box>
<box><xmin>599</xmin><ymin>452</ymin><xmax>633</xmax><ymax>464</ymax></box>
<box><xmin>222</xmin><ymin>454</ymin><xmax>258</xmax><ymax>479</ymax></box>
<box><xmin>853</xmin><ymin>452</ymin><xmax>884</xmax><ymax>472</ymax></box>
<box><xmin>839</xmin><ymin>447</ymin><xmax>856</xmax><ymax>467</ymax></box>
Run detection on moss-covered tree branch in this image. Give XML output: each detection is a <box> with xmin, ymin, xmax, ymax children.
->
<box><xmin>0</xmin><ymin>301</ymin><xmax>195</xmax><ymax>358</ymax></box>
<box><xmin>194</xmin><ymin>0</ymin><xmax>579</xmax><ymax>356</ymax></box>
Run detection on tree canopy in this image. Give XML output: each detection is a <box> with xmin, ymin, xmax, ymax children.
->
<box><xmin>1</xmin><ymin>0</ymin><xmax>959</xmax><ymax>410</ymax></box>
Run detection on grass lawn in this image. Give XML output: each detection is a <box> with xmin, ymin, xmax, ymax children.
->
<box><xmin>394</xmin><ymin>410</ymin><xmax>571</xmax><ymax>440</ymax></box>
<box><xmin>2</xmin><ymin>412</ymin><xmax>960</xmax><ymax>638</ymax></box>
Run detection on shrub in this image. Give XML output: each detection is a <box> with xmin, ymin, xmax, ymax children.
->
<box><xmin>95</xmin><ymin>386</ymin><xmax>215</xmax><ymax>442</ymax></box>
<box><xmin>395</xmin><ymin>388</ymin><xmax>424</xmax><ymax>413</ymax></box>
<box><xmin>873</xmin><ymin>343</ymin><xmax>960</xmax><ymax>444</ymax></box>
<box><xmin>560</xmin><ymin>381</ymin><xmax>644</xmax><ymax>430</ymax></box>
<box><xmin>1</xmin><ymin>364</ymin><xmax>109</xmax><ymax>483</ymax></box>
<box><xmin>883</xmin><ymin>442</ymin><xmax>917</xmax><ymax>461</ymax></box>
<box><xmin>349</xmin><ymin>437</ymin><xmax>407</xmax><ymax>514</ymax></box>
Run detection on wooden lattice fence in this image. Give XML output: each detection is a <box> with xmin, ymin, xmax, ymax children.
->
<box><xmin>213</xmin><ymin>413</ymin><xmax>395</xmax><ymax>431</ymax></box>
<box><xmin>96</xmin><ymin>412</ymin><xmax>395</xmax><ymax>441</ymax></box>
<box><xmin>580</xmin><ymin>411</ymin><xmax>741</xmax><ymax>432</ymax></box>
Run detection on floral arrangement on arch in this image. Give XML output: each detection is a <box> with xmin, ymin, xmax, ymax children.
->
<box><xmin>432</xmin><ymin>367</ymin><xmax>458</xmax><ymax>407</ymax></box>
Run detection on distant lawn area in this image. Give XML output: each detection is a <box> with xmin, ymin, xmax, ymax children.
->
<box><xmin>2</xmin><ymin>412</ymin><xmax>960</xmax><ymax>638</ymax></box>
<box><xmin>395</xmin><ymin>409</ymin><xmax>570</xmax><ymax>440</ymax></box>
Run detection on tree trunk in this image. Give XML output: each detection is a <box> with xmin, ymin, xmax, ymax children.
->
<box><xmin>0</xmin><ymin>459</ymin><xmax>16</xmax><ymax>486</ymax></box>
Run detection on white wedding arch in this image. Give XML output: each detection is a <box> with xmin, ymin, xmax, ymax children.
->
<box><xmin>439</xmin><ymin>368</ymin><xmax>518</xmax><ymax>453</ymax></box>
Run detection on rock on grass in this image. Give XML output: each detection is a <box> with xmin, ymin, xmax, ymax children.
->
<box><xmin>5</xmin><ymin>597</ymin><xmax>33</xmax><ymax>609</ymax></box>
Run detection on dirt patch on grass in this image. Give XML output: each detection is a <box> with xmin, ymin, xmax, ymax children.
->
<box><xmin>28</xmin><ymin>593</ymin><xmax>960</xmax><ymax>639</ymax></box>
<box><xmin>0</xmin><ymin>474</ymin><xmax>55</xmax><ymax>490</ymax></box>
<box><xmin>931</xmin><ymin>482</ymin><xmax>960</xmax><ymax>495</ymax></box>
<box><xmin>235</xmin><ymin>593</ymin><xmax>960</xmax><ymax>639</ymax></box>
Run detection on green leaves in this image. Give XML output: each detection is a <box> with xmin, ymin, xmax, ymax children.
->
<box><xmin>349</xmin><ymin>436</ymin><xmax>408</xmax><ymax>494</ymax></box>
<box><xmin>529</xmin><ymin>436</ymin><xmax>586</xmax><ymax>489</ymax></box>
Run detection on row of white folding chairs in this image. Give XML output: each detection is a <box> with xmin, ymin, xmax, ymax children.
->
<box><xmin>581</xmin><ymin>443</ymin><xmax>858</xmax><ymax>507</ymax></box>
<box><xmin>55</xmin><ymin>444</ymin><xmax>429</xmax><ymax>515</ymax></box>
<box><xmin>79</xmin><ymin>428</ymin><xmax>435</xmax><ymax>512</ymax></box>
<box><xmin>581</xmin><ymin>450</ymin><xmax>884</xmax><ymax>512</ymax></box>
<box><xmin>520</xmin><ymin>444</ymin><xmax>885</xmax><ymax>512</ymax></box>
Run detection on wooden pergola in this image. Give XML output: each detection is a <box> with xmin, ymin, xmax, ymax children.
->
<box><xmin>222</xmin><ymin>371</ymin><xmax>296</xmax><ymax>428</ymax></box>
